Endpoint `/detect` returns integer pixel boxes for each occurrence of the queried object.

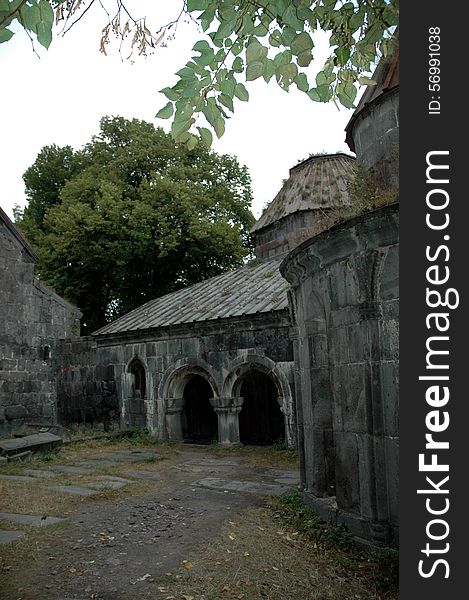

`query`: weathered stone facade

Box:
[281,204,399,546]
[56,312,296,446]
[0,208,81,434]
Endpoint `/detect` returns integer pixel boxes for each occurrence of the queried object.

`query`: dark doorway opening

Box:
[182,375,218,444]
[128,359,146,429]
[239,370,285,445]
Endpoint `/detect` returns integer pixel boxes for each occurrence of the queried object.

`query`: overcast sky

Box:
[0,2,355,220]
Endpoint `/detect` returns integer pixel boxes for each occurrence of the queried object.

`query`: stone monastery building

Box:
[1,49,399,546]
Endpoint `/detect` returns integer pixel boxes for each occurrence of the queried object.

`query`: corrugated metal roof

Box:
[251,153,355,233]
[93,257,289,336]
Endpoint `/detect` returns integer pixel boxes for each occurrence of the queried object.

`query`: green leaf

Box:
[246,61,265,81]
[234,83,249,102]
[193,39,212,52]
[232,56,244,73]
[307,88,321,102]
[269,30,282,47]
[246,40,268,64]
[160,87,180,101]
[281,5,304,31]
[171,115,195,141]
[187,134,198,151]
[213,116,225,138]
[203,97,221,126]
[36,22,52,49]
[187,0,211,11]
[281,26,297,47]
[358,76,377,86]
[297,51,313,68]
[337,80,357,109]
[335,46,350,65]
[291,31,313,55]
[156,102,174,119]
[219,94,234,112]
[0,27,13,43]
[220,75,236,98]
[197,126,213,147]
[294,72,309,92]
[263,58,276,83]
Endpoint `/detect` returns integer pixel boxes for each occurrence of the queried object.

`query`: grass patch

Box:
[275,490,398,597]
[153,501,397,600]
[209,443,298,469]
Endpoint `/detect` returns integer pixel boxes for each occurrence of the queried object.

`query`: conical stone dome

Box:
[251,153,355,259]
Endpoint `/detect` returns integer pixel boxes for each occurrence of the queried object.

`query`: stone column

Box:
[210,397,244,447]
[164,397,184,441]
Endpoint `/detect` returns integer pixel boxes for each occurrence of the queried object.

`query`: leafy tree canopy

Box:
[1,1,398,144]
[16,116,255,333]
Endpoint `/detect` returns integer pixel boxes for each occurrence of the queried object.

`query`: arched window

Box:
[129,359,146,399]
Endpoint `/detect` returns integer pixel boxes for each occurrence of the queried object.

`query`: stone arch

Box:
[160,359,220,443]
[159,358,220,400]
[222,354,290,401]
[222,355,293,446]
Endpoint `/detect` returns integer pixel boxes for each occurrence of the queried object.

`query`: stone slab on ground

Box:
[0,433,62,456]
[24,469,58,479]
[185,458,241,466]
[96,475,135,483]
[122,470,161,481]
[49,465,94,475]
[87,480,129,490]
[0,474,37,482]
[45,485,98,497]
[0,512,66,526]
[0,529,25,544]
[194,477,290,496]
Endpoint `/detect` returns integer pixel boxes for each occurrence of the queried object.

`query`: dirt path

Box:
[0,445,299,600]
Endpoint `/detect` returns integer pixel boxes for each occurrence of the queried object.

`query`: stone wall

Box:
[281,204,399,546]
[0,216,81,434]
[56,313,297,446]
[349,88,399,188]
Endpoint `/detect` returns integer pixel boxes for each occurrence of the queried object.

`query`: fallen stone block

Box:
[0,433,62,456]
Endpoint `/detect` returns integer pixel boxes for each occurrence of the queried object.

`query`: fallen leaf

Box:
[183,562,193,569]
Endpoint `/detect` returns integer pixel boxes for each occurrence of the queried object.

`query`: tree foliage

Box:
[16,116,254,333]
[2,1,398,143]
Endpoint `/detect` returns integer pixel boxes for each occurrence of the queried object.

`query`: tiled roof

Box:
[93,257,289,336]
[251,153,355,233]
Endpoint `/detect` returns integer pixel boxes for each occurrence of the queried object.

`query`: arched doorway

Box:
[181,374,218,444]
[239,370,285,445]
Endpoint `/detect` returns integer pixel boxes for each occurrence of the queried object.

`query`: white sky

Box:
[0,2,355,220]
